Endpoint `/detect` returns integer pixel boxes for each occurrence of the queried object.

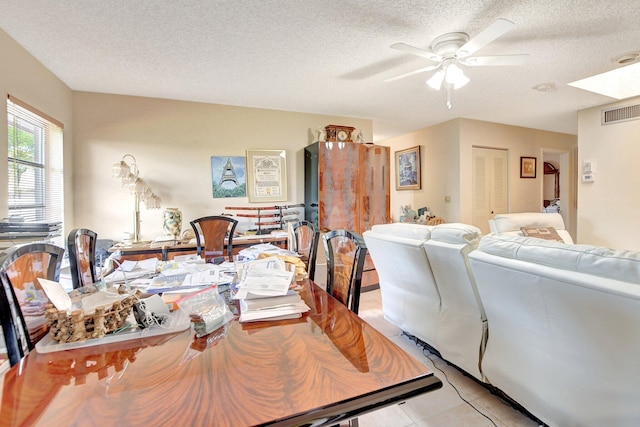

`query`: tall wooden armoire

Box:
[304,141,390,234]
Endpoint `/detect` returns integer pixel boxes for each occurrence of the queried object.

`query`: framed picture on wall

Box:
[520,156,537,178]
[395,146,422,190]
[211,156,246,198]
[246,149,287,202]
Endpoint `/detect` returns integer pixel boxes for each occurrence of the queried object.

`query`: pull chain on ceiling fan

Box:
[385,18,529,108]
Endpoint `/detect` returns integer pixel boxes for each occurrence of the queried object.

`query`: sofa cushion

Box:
[478,233,640,285]
[370,223,432,240]
[431,223,481,245]
[491,212,566,232]
[489,212,573,243]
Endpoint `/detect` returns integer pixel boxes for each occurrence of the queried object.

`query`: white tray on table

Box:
[35,311,191,354]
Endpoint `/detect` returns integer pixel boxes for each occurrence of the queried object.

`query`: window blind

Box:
[7,95,64,226]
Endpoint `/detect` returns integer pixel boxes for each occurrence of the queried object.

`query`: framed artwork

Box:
[395,146,422,190]
[211,156,246,198]
[246,149,287,202]
[520,156,537,178]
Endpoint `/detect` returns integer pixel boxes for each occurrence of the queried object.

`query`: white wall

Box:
[381,120,459,222]
[73,92,373,241]
[577,96,640,250]
[380,118,577,236]
[459,119,576,235]
[0,28,74,228]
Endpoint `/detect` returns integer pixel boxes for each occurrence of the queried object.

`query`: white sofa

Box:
[364,223,487,381]
[489,212,573,243]
[363,223,440,348]
[469,233,640,427]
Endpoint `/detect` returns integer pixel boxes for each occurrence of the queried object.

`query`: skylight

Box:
[568,62,640,99]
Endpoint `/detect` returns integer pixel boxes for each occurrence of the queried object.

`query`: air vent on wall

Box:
[601,104,640,125]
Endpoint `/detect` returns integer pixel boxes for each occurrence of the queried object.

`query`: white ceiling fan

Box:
[385,18,528,105]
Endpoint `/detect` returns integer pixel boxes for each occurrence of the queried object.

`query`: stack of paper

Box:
[234,258,309,322]
[104,258,158,284]
[238,290,308,322]
[145,263,235,294]
[236,243,299,261]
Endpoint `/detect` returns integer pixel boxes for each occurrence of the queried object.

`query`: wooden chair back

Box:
[67,228,98,289]
[190,216,238,263]
[0,242,65,366]
[322,229,367,314]
[291,220,320,281]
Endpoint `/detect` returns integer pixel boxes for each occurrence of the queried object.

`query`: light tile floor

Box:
[347,289,543,427]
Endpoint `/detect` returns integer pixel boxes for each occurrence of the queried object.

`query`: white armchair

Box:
[424,223,487,381]
[363,223,440,348]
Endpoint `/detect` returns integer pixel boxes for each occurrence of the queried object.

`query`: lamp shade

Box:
[145,194,162,209]
[112,160,130,178]
[445,63,470,89]
[120,172,136,186]
[427,69,445,90]
[130,178,147,195]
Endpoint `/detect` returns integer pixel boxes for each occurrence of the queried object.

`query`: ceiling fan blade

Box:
[456,18,515,58]
[390,43,442,63]
[384,65,440,82]
[460,54,529,66]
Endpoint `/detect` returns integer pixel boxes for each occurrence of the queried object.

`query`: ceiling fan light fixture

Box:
[445,63,470,89]
[426,69,445,90]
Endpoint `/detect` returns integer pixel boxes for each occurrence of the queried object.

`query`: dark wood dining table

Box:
[0,280,442,426]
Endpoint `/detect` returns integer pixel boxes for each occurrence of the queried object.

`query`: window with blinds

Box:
[7,95,64,225]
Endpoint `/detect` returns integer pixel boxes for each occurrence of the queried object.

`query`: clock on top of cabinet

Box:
[324,125,355,142]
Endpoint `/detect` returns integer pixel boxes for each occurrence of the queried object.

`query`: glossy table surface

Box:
[1,280,441,426]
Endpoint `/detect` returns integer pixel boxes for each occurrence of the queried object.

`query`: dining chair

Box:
[0,242,65,366]
[190,216,238,263]
[67,228,98,289]
[322,229,368,315]
[291,220,320,281]
[323,230,366,427]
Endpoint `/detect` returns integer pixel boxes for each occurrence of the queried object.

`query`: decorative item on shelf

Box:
[416,206,432,224]
[399,205,418,223]
[225,203,303,235]
[427,217,446,226]
[324,125,355,149]
[112,154,162,242]
[162,208,182,239]
[317,125,326,142]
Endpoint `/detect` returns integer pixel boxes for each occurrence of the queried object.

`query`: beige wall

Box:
[380,118,577,237]
[577,96,640,251]
[73,92,373,241]
[0,28,74,226]
[381,120,460,222]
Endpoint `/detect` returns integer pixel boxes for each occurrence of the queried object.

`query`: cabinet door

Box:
[360,145,390,232]
[318,143,360,232]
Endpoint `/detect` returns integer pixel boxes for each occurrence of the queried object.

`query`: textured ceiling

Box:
[1,0,639,141]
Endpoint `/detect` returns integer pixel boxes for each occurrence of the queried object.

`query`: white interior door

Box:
[472,147,508,234]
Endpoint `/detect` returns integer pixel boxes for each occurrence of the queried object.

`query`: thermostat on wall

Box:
[582,159,596,182]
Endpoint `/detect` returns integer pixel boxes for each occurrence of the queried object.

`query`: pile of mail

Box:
[233,257,309,322]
